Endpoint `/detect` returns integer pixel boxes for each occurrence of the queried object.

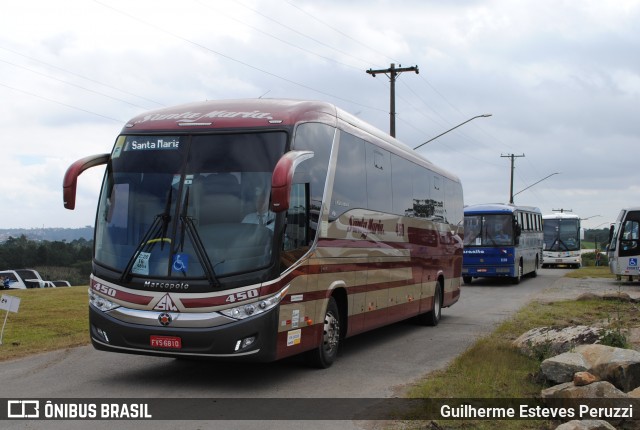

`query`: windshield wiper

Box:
[120,187,173,282]
[177,187,221,287]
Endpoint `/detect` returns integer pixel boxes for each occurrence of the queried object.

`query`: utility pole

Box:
[366,63,419,137]
[501,153,525,204]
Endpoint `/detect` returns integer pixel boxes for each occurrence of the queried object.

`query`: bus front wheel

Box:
[305,297,341,369]
[512,262,523,285]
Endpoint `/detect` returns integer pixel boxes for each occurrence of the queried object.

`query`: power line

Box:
[283,0,397,67]
[92,0,386,113]
[192,0,365,71]
[0,82,124,123]
[0,45,165,107]
[0,58,152,110]
[233,0,375,68]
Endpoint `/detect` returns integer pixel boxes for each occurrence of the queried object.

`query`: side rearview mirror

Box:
[270,150,313,213]
[63,153,110,210]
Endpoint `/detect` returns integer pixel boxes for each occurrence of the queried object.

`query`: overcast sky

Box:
[1,0,638,231]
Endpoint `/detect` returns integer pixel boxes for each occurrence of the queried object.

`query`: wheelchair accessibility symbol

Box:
[172,253,189,272]
[630,258,638,267]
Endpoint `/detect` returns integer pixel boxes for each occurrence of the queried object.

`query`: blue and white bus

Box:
[462,203,543,284]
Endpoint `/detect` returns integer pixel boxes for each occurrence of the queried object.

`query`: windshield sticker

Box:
[125,137,180,152]
[172,254,189,273]
[112,136,126,159]
[131,252,151,275]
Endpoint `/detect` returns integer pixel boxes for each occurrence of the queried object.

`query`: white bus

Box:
[542,212,582,268]
[608,207,640,281]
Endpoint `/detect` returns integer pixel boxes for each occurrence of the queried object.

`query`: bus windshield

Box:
[94,132,287,283]
[464,214,513,246]
[543,219,580,251]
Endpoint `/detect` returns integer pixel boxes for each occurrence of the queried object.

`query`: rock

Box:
[576,344,640,392]
[541,352,589,384]
[555,420,616,430]
[514,326,603,359]
[574,371,600,386]
[627,387,640,398]
[541,380,627,400]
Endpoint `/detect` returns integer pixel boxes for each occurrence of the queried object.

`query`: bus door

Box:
[610,210,640,279]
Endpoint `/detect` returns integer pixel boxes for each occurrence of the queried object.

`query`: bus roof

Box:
[120,98,460,184]
[464,203,541,215]
[543,212,581,220]
[123,99,339,131]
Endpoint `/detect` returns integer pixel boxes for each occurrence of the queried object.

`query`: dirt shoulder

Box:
[538,276,640,302]
[537,275,640,349]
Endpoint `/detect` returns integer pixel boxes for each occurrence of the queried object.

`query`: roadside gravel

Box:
[538,276,640,302]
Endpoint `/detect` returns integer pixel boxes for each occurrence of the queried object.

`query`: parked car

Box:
[0,270,28,289]
[0,269,58,289]
[51,280,71,287]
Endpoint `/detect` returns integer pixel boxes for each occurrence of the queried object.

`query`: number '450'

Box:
[226,289,259,303]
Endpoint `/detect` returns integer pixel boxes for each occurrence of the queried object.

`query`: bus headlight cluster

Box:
[89,289,120,312]
[220,285,289,320]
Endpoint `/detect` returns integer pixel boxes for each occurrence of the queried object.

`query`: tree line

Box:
[0,235,92,285]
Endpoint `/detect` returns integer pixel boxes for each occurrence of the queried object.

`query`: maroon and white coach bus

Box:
[63,99,463,368]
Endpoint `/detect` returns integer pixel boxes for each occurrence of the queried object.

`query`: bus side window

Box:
[621,220,640,252]
[513,218,522,244]
[281,183,310,270]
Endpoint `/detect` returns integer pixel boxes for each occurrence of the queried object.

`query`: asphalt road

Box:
[1,268,576,430]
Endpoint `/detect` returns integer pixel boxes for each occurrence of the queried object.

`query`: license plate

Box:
[150,335,182,349]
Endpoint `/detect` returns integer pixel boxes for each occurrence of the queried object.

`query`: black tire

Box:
[417,282,442,326]
[530,257,538,278]
[462,276,472,285]
[305,297,341,368]
[512,262,522,284]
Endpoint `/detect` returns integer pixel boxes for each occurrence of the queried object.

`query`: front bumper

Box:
[89,304,280,361]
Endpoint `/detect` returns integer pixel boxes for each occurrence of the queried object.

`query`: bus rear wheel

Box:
[417,282,442,326]
[305,297,341,368]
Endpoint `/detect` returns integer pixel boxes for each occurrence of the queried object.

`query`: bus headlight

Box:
[220,285,289,320]
[89,289,120,312]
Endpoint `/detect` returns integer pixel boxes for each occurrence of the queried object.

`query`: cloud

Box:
[0,0,638,229]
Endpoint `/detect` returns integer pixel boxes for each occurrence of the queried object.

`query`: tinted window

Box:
[330,132,366,220]
[412,167,431,218]
[391,155,414,216]
[292,123,333,210]
[365,143,392,214]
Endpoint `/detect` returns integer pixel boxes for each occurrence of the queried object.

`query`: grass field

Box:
[0,286,89,362]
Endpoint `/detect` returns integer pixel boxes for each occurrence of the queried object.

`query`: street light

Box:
[413,114,492,150]
[581,215,601,221]
[511,172,559,203]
